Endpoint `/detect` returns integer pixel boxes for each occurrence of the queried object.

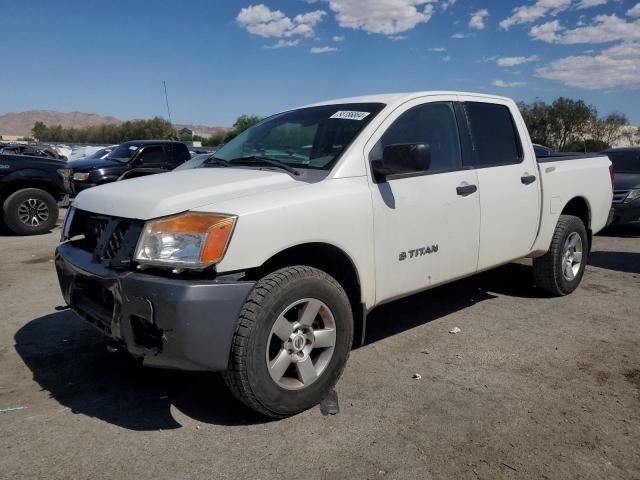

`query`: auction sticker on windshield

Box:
[330,111,371,121]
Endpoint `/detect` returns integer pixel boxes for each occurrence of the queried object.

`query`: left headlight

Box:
[624,189,640,203]
[135,212,237,268]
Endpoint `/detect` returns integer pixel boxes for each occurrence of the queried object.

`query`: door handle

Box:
[456,184,477,196]
[521,174,536,185]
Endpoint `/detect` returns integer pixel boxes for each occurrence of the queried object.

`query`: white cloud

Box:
[500,0,571,30]
[530,14,640,44]
[236,4,326,38]
[266,39,301,48]
[327,0,436,35]
[576,0,608,9]
[310,46,338,53]
[388,35,408,40]
[627,2,640,17]
[451,33,466,38]
[429,47,447,51]
[469,9,489,30]
[496,55,540,67]
[529,19,563,41]
[441,0,457,11]
[443,55,451,61]
[536,41,640,89]
[492,79,527,87]
[332,35,345,42]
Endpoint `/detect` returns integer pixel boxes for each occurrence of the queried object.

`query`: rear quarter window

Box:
[169,143,191,166]
[464,102,523,167]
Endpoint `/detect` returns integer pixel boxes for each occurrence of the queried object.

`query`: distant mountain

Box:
[0,110,230,138]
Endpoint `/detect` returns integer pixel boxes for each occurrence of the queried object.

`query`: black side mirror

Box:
[371,143,431,180]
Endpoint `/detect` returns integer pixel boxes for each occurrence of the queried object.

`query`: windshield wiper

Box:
[229,156,300,176]
[202,156,230,167]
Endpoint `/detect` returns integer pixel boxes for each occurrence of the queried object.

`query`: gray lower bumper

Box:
[55,242,255,371]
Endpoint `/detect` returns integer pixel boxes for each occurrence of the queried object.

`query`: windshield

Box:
[212,103,385,170]
[174,153,213,171]
[607,151,640,173]
[106,144,139,163]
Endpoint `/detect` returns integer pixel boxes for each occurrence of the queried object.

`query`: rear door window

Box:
[464,102,523,167]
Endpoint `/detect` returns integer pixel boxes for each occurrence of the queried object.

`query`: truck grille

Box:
[612,190,630,204]
[68,209,144,267]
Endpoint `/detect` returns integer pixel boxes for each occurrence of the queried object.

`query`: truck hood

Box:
[73,168,300,219]
[614,172,640,190]
[68,157,123,172]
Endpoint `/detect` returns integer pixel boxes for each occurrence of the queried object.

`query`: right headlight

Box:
[624,189,640,203]
[135,212,237,268]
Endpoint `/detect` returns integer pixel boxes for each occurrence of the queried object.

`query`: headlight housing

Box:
[624,189,640,203]
[135,212,236,268]
[73,172,90,181]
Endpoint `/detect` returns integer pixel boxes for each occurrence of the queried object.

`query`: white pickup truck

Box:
[56,92,614,417]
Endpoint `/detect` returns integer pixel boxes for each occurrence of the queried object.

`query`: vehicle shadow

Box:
[363,262,541,345]
[588,251,640,275]
[14,263,545,430]
[14,311,270,430]
[598,223,640,238]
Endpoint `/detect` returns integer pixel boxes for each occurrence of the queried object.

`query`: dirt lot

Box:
[1,214,639,480]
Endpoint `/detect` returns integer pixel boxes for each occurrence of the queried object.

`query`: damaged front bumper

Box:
[55,241,255,371]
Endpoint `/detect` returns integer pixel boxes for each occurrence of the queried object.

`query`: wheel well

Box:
[0,180,59,204]
[562,197,590,229]
[561,196,592,250]
[246,243,364,346]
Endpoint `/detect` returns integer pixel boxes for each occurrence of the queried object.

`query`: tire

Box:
[533,214,588,296]
[223,266,354,418]
[2,188,59,235]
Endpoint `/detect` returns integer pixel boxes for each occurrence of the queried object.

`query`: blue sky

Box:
[2,0,640,125]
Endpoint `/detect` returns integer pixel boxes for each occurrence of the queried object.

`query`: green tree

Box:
[225,114,262,142]
[32,121,47,140]
[551,97,597,151]
[518,100,555,147]
[30,117,175,143]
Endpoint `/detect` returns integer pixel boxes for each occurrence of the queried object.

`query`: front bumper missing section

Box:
[55,241,255,371]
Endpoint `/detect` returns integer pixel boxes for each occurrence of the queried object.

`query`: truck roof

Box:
[301,91,513,109]
[120,140,184,146]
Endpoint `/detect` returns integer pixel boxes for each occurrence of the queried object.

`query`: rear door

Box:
[367,96,481,303]
[458,96,541,270]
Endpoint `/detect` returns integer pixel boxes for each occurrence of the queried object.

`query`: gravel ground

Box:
[0,214,639,480]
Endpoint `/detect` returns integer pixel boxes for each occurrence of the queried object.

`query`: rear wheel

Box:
[223,266,353,418]
[533,214,588,296]
[2,188,59,235]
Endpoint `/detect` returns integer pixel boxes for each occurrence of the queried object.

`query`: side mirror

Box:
[371,143,431,180]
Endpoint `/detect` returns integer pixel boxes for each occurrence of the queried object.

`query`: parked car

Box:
[0,144,66,160]
[602,147,640,224]
[55,92,613,417]
[116,152,216,181]
[533,143,554,157]
[0,152,70,235]
[173,152,216,171]
[69,140,190,194]
[68,145,117,162]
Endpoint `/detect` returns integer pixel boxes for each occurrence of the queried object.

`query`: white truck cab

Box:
[57,92,614,417]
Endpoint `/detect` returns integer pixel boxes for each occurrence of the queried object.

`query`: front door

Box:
[366,97,481,304]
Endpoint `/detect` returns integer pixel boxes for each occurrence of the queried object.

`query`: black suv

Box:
[0,153,70,235]
[70,140,190,194]
[603,147,640,225]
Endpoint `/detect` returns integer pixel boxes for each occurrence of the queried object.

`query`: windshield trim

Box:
[212,102,386,173]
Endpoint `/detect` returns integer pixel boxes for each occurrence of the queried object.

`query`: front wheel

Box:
[533,214,588,296]
[2,188,59,235]
[223,266,353,418]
